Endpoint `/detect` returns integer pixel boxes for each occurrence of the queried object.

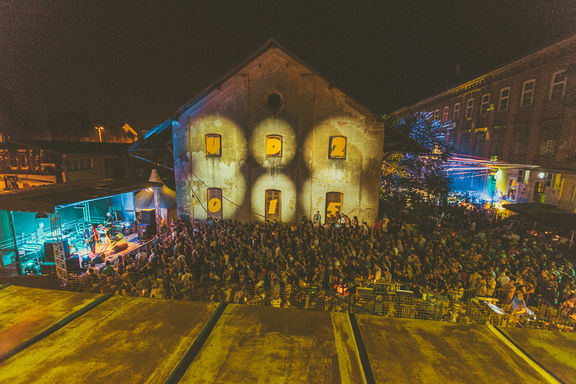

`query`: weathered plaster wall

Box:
[174,47,385,223]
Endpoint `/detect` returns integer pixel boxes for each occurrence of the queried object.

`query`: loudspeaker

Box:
[44,240,70,262]
[44,242,55,262]
[40,262,56,275]
[141,209,156,236]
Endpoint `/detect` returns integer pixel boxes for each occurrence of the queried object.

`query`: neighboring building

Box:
[395,34,576,212]
[0,140,147,191]
[137,39,387,224]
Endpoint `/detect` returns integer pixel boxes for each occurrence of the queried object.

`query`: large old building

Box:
[139,39,387,223]
[395,34,576,212]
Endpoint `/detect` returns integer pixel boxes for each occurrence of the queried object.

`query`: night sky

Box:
[1,0,576,137]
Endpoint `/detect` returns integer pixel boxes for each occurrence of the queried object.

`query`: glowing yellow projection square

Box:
[265,135,283,158]
[205,134,222,157]
[268,199,278,214]
[329,136,346,159]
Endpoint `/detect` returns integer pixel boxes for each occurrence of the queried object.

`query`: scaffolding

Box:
[49,211,68,282]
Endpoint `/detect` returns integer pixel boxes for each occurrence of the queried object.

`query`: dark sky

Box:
[1,0,576,137]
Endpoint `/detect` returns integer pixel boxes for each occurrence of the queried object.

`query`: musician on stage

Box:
[85,224,100,254]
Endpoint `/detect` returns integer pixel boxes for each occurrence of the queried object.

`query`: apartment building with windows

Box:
[395,34,576,212]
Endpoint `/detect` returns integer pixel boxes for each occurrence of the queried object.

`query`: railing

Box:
[61,271,576,332]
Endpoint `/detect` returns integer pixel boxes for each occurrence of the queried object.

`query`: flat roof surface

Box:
[356,316,543,383]
[504,328,576,384]
[0,286,97,361]
[0,295,217,384]
[0,179,152,213]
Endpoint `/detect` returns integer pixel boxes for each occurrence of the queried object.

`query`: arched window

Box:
[325,192,343,222]
[206,188,223,219]
[265,135,283,158]
[205,134,222,157]
[265,189,281,221]
[328,136,346,159]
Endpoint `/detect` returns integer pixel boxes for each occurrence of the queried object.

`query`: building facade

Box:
[395,34,576,212]
[166,40,385,223]
[0,140,145,191]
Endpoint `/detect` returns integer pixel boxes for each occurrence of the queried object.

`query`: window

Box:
[460,132,470,154]
[433,109,440,121]
[507,178,518,201]
[480,94,491,114]
[549,71,567,100]
[474,131,485,156]
[513,130,527,155]
[207,188,223,219]
[329,136,347,159]
[539,128,556,156]
[18,152,28,169]
[465,98,474,119]
[325,192,343,223]
[520,79,535,106]
[205,134,222,157]
[265,189,281,222]
[498,87,510,111]
[453,103,461,121]
[442,106,449,121]
[265,135,283,158]
[492,126,506,156]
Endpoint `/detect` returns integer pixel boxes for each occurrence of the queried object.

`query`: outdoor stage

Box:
[0,179,159,278]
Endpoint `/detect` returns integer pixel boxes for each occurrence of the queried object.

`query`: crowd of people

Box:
[76,203,576,322]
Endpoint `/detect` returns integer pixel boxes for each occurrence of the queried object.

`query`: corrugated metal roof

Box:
[0,179,153,213]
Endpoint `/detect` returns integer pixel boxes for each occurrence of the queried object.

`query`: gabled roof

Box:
[174,37,381,121]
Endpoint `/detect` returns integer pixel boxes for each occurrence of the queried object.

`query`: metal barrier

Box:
[61,270,575,332]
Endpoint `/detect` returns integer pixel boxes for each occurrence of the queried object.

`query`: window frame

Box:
[265,189,282,222]
[265,134,283,158]
[328,135,347,159]
[549,70,567,101]
[442,106,449,121]
[205,133,222,157]
[480,93,491,115]
[498,87,510,111]
[206,187,223,219]
[520,79,536,106]
[325,192,343,223]
[453,102,461,121]
[465,98,474,120]
[433,109,440,121]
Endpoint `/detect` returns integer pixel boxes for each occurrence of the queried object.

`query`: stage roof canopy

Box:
[504,203,576,230]
[0,179,154,213]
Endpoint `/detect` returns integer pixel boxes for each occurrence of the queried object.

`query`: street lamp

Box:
[94,126,104,143]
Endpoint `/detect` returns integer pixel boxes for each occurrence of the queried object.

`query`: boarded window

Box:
[207,188,223,219]
[265,135,283,157]
[205,134,222,157]
[329,136,347,159]
[265,189,281,222]
[325,192,343,222]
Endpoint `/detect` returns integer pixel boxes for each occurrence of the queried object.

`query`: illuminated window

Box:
[498,87,510,111]
[520,79,535,106]
[265,189,281,222]
[507,178,518,201]
[207,188,223,219]
[265,135,283,158]
[329,136,347,159]
[433,109,440,121]
[465,98,474,119]
[325,192,343,223]
[549,71,566,100]
[453,103,461,121]
[480,94,491,114]
[205,134,222,157]
[442,106,449,121]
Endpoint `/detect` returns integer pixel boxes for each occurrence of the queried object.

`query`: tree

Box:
[380,112,453,210]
